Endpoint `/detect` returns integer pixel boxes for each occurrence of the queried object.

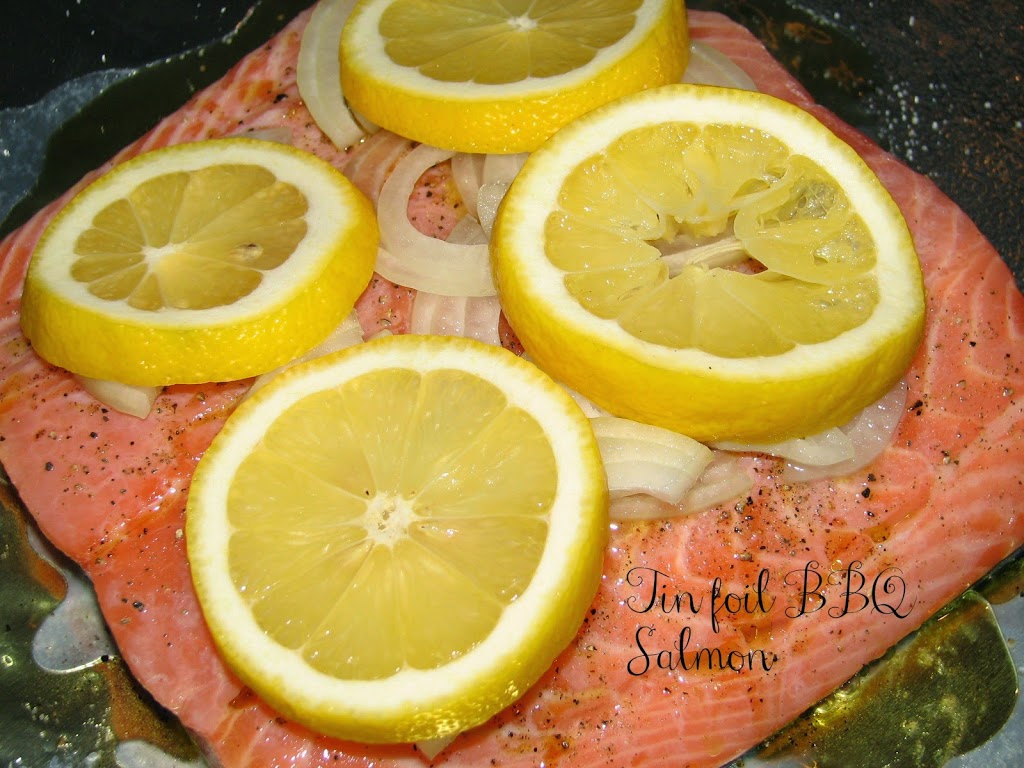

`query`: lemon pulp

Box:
[379,0,643,83]
[187,335,607,743]
[72,164,306,310]
[492,85,926,442]
[551,123,877,357]
[21,138,377,386]
[230,367,556,679]
[340,0,689,153]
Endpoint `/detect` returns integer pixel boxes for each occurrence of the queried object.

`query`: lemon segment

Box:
[340,0,690,153]
[492,84,926,443]
[186,334,607,743]
[21,138,378,387]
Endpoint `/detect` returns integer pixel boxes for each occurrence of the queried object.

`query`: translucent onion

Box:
[246,311,365,396]
[711,381,908,477]
[477,180,511,238]
[344,130,414,204]
[682,40,757,90]
[519,355,608,418]
[445,215,488,245]
[375,145,495,296]
[477,154,528,234]
[450,153,485,218]
[75,376,161,419]
[680,451,755,513]
[567,388,609,418]
[712,427,855,465]
[450,152,526,222]
[482,152,529,184]
[410,292,502,347]
[592,416,714,503]
[296,0,370,151]
[610,451,753,520]
[417,734,457,761]
[537,372,751,518]
[782,381,909,483]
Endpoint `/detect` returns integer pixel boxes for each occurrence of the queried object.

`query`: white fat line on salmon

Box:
[623,562,917,676]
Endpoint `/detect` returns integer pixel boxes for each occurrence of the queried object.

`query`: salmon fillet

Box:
[0,5,1021,767]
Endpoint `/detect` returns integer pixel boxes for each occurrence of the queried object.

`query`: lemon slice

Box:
[185,334,607,743]
[21,138,377,387]
[339,0,689,154]
[492,85,926,443]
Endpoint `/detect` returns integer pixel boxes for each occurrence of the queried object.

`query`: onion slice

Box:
[567,388,608,418]
[682,40,757,90]
[344,130,415,204]
[445,215,489,246]
[476,181,511,238]
[610,451,753,520]
[712,427,855,466]
[376,145,495,296]
[782,381,909,483]
[521,355,609,417]
[476,154,528,236]
[75,376,161,419]
[450,153,485,218]
[680,451,755,514]
[482,152,529,184]
[410,292,502,346]
[73,305,370,417]
[417,734,457,760]
[247,311,365,396]
[711,381,908,477]
[592,416,713,503]
[296,0,369,150]
[450,152,526,222]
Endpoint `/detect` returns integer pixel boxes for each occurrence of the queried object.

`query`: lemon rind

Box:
[342,0,681,98]
[340,0,690,153]
[492,85,926,441]
[21,138,378,386]
[25,139,369,327]
[187,335,607,742]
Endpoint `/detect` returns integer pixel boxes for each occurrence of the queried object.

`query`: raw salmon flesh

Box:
[0,4,1021,767]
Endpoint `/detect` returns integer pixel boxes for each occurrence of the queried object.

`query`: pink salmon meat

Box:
[0,5,1021,767]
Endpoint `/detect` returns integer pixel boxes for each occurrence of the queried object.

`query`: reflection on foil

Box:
[116,740,205,768]
[1,1,1022,766]
[0,69,132,225]
[0,474,203,768]
[29,526,117,673]
[729,555,1023,768]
